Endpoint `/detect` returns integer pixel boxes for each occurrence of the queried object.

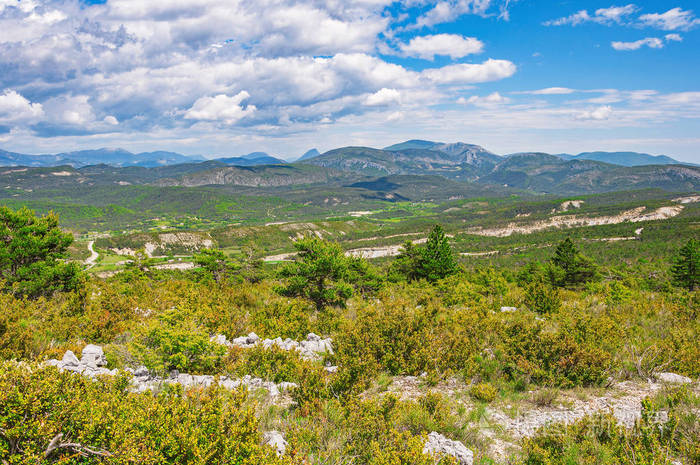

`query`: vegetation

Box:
[0,196,698,464]
[0,206,83,297]
[671,238,699,291]
[550,237,598,287]
[276,237,377,310]
[392,224,458,282]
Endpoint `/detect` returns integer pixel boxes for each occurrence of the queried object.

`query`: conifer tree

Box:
[550,237,597,287]
[419,224,458,282]
[671,238,699,291]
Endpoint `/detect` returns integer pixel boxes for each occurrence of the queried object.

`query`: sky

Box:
[0,0,699,162]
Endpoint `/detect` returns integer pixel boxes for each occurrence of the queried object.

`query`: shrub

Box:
[524,279,561,314]
[0,361,288,464]
[470,382,498,403]
[133,306,226,374]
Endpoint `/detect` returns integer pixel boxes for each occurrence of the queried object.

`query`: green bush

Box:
[524,279,561,314]
[132,307,226,374]
[470,382,498,403]
[0,362,289,464]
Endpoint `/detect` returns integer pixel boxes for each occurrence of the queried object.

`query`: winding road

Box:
[85,241,99,268]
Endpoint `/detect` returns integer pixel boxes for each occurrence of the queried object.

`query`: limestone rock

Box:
[656,372,692,384]
[212,332,333,361]
[423,432,473,465]
[61,350,80,367]
[263,430,287,456]
[81,344,107,366]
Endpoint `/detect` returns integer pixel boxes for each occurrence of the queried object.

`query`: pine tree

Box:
[0,206,83,297]
[276,238,374,310]
[671,238,699,291]
[419,224,458,282]
[550,237,597,287]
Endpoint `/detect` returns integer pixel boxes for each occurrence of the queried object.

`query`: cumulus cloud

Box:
[638,7,700,31]
[423,59,516,84]
[364,88,401,106]
[399,34,483,60]
[576,105,613,120]
[413,0,493,28]
[185,91,256,124]
[0,0,523,142]
[0,90,44,123]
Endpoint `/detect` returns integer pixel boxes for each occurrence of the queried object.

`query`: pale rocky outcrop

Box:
[423,432,473,465]
[45,346,296,397]
[213,332,334,361]
[263,431,288,456]
[656,372,693,384]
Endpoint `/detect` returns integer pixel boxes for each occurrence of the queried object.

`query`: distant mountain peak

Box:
[298,148,321,161]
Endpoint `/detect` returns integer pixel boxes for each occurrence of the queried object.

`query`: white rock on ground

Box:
[213,332,334,361]
[45,346,296,397]
[423,432,473,465]
[656,372,693,384]
[81,344,107,366]
[500,306,517,312]
[263,431,288,456]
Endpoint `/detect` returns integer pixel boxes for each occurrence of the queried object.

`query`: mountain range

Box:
[0,140,698,196]
[0,141,692,169]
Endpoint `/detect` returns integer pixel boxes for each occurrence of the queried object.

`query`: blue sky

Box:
[0,0,699,162]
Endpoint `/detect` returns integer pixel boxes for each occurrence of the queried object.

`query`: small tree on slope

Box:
[0,206,83,297]
[550,237,597,287]
[671,238,699,291]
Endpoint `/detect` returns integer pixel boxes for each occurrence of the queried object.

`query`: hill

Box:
[482,152,700,193]
[0,148,205,167]
[301,142,501,179]
[214,153,287,166]
[554,151,687,166]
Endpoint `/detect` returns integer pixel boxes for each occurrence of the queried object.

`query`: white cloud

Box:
[104,115,119,125]
[638,7,700,31]
[544,4,637,26]
[399,34,483,60]
[525,87,577,95]
[423,59,516,84]
[594,5,639,23]
[0,89,44,123]
[576,105,613,120]
[457,92,510,106]
[611,33,683,51]
[413,0,493,28]
[611,37,664,50]
[364,88,401,106]
[185,91,256,124]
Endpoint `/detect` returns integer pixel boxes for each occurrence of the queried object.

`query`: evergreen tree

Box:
[419,224,458,282]
[194,248,237,283]
[671,238,699,291]
[390,225,458,283]
[0,206,83,297]
[550,237,597,287]
[277,238,372,310]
